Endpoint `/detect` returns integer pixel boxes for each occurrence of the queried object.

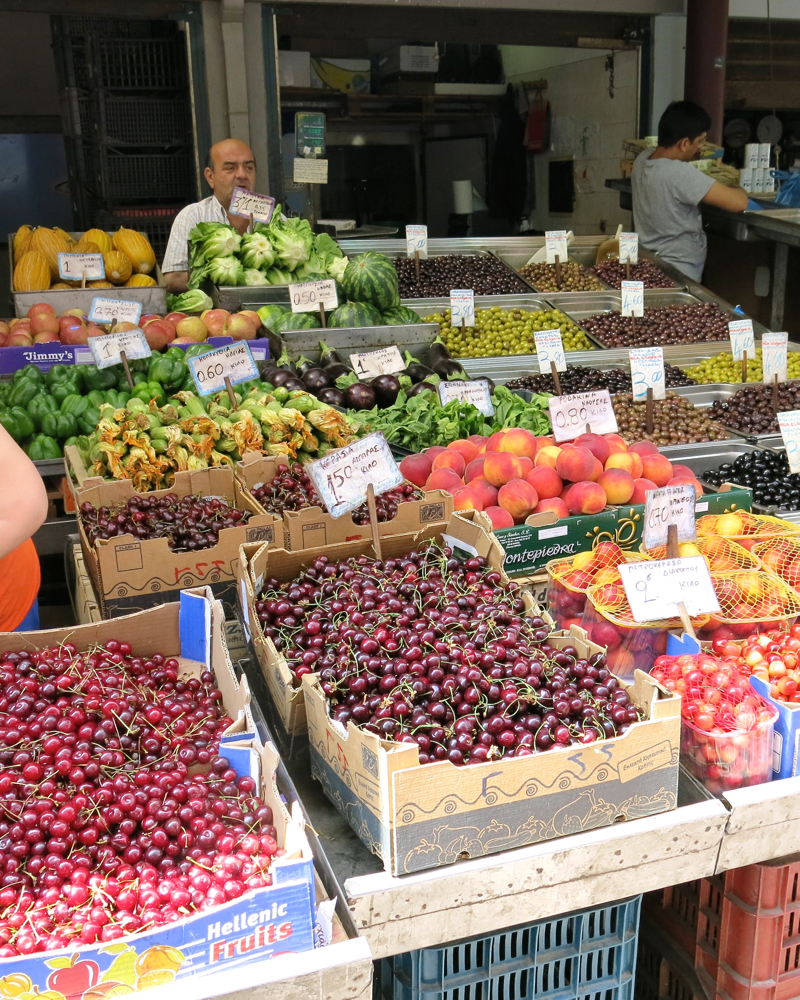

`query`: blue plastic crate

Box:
[383,896,641,1000]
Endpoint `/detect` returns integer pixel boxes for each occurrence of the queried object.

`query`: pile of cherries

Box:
[255,542,642,764]
[0,640,279,956]
[79,494,251,552]
[251,463,422,525]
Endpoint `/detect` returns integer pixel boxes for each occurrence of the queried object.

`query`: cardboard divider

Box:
[236,452,454,550]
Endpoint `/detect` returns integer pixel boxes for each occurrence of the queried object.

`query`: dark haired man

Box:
[162,138,257,293]
[632,101,748,281]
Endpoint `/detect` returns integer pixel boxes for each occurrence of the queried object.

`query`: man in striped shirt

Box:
[162,138,257,293]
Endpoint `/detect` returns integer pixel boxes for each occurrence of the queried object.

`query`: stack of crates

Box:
[51,15,196,261]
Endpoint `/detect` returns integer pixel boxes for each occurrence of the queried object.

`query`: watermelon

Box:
[381,306,422,325]
[272,311,322,333]
[341,253,400,311]
[257,304,289,330]
[328,302,383,328]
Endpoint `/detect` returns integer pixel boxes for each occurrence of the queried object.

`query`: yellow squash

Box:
[104,251,133,285]
[29,227,70,279]
[82,228,112,254]
[13,251,51,292]
[112,227,156,274]
[124,274,157,287]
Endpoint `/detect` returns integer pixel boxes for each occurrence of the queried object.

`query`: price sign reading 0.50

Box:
[548,390,618,442]
[289,279,338,314]
[306,432,403,518]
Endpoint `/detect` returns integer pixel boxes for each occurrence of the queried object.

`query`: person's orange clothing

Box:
[0,539,40,631]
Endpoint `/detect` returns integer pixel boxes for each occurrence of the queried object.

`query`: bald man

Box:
[162,138,258,293]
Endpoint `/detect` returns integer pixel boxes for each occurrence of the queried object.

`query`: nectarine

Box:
[630,478,658,503]
[497,427,538,461]
[574,432,610,465]
[534,497,569,518]
[597,468,635,505]
[556,445,596,484]
[399,453,432,487]
[425,469,464,493]
[452,486,483,511]
[640,452,673,488]
[484,506,515,529]
[564,481,607,515]
[432,450,466,476]
[465,456,487,482]
[534,445,562,469]
[469,478,499,509]
[604,451,643,480]
[484,452,525,487]
[447,439,479,464]
[604,434,629,455]
[498,480,539,523]
[525,465,563,499]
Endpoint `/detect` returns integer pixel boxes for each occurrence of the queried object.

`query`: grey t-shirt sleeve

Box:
[673,162,716,207]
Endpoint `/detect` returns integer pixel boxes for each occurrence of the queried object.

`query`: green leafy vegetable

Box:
[242,268,270,286]
[240,231,276,270]
[166,289,213,313]
[208,256,245,286]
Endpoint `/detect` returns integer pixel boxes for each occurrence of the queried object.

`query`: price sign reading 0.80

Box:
[306,432,403,518]
[548,390,618,442]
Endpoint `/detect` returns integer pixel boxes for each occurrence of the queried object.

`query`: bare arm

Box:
[0,426,48,559]
[701,181,749,213]
[163,271,190,294]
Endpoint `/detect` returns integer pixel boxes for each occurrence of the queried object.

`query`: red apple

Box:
[201,309,230,336]
[143,319,177,351]
[140,313,162,325]
[61,308,86,320]
[33,331,60,343]
[27,302,56,320]
[175,317,208,342]
[239,309,263,333]
[166,312,188,326]
[61,324,90,346]
[7,332,33,347]
[224,314,257,340]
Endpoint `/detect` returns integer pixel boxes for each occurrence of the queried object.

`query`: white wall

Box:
[651,14,686,133]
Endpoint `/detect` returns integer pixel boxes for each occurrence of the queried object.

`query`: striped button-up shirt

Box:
[161,195,230,273]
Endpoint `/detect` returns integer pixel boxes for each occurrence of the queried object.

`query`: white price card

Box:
[293,158,328,184]
[619,557,720,623]
[728,319,755,362]
[534,328,566,374]
[545,230,568,264]
[289,279,338,313]
[621,280,645,318]
[189,341,259,397]
[406,225,428,259]
[618,232,639,265]
[763,331,788,384]
[437,379,495,417]
[306,432,404,519]
[88,298,142,326]
[58,252,105,281]
[349,346,405,380]
[630,346,665,401]
[643,483,697,551]
[450,289,475,328]
[89,329,152,370]
[548,390,618,443]
[777,410,800,473]
[228,187,276,224]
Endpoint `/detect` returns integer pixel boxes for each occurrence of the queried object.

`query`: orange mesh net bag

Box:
[642,535,761,571]
[752,536,800,590]
[695,511,800,552]
[696,569,800,642]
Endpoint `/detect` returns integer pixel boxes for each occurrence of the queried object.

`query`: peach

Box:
[517,456,533,475]
[452,486,483,511]
[668,476,704,496]
[425,446,448,461]
[497,427,538,461]
[484,506,515,530]
[556,445,596,484]
[468,434,488,448]
[465,456,487,482]
[425,469,464,493]
[534,445,562,469]
[525,466,563,499]
[27,302,56,320]
[399,453,433,488]
[564,481,607,515]
[498,479,539,523]
[671,464,694,479]
[535,435,555,453]
[589,457,603,482]
[30,313,59,336]
[574,432,610,465]
[469,478,498,509]
[630,478,658,503]
[628,440,659,457]
[484,452,525,487]
[604,451,643,480]
[534,497,569,518]
[485,431,508,453]
[447,439,479,464]
[604,434,629,455]
[597,468,635,505]
[432,450,466,476]
[640,452,674,488]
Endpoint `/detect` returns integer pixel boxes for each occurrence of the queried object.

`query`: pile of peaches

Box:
[398,427,705,528]
[0,304,263,351]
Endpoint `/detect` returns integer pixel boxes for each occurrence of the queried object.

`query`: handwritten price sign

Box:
[548,390,618,442]
[229,188,276,224]
[763,331,788,384]
[643,482,697,551]
[58,253,105,281]
[406,225,428,259]
[618,232,639,265]
[450,289,475,328]
[619,557,720,623]
[778,410,800,473]
[629,346,665,401]
[188,342,258,397]
[306,432,403,518]
[437,379,494,416]
[545,230,568,263]
[621,280,644,318]
[89,329,152,370]
[534,328,566,374]
[88,298,142,326]
[728,319,755,362]
[289,279,338,313]
[350,346,404,379]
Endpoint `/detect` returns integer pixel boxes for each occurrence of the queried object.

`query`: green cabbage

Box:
[166,289,214,313]
[313,232,343,259]
[265,266,292,285]
[208,256,245,286]
[189,222,241,264]
[240,232,276,270]
[242,268,270,286]
[268,217,314,271]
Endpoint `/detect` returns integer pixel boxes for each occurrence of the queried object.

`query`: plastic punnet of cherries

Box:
[255,540,643,765]
[0,640,280,957]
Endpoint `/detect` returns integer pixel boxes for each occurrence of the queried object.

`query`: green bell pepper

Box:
[60,394,90,419]
[132,382,166,407]
[27,394,60,432]
[104,388,130,409]
[50,379,82,406]
[63,435,78,450]
[85,390,106,408]
[26,434,63,460]
[0,406,35,441]
[13,365,44,385]
[184,343,214,359]
[7,380,41,409]
[148,355,188,392]
[46,364,83,390]
[119,371,148,390]
[82,365,118,393]
[77,405,102,436]
[41,410,78,440]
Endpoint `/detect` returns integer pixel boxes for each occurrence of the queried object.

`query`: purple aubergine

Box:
[323,362,351,381]
[269,369,295,388]
[407,381,436,397]
[318,387,346,406]
[281,377,307,392]
[302,368,331,392]
[345,382,377,410]
[370,374,401,407]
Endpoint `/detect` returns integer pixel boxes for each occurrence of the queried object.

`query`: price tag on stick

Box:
[630,346,665,401]
[621,281,644,318]
[406,225,428,259]
[350,346,405,379]
[450,289,475,328]
[289,279,338,314]
[89,298,142,326]
[189,342,259,398]
[437,379,494,416]
[778,410,800,473]
[306,432,404,520]
[619,557,720,623]
[643,483,697,551]
[545,230,568,264]
[534,328,566,374]
[58,253,105,281]
[548,390,618,442]
[89,329,152,370]
[228,188,276,224]
[763,331,788,385]
[619,233,639,265]
[728,319,755,362]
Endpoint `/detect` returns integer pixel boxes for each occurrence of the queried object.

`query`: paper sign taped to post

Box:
[189,341,258,397]
[619,557,720,623]
[763,331,788,384]
[406,225,428,259]
[306,432,403,518]
[643,483,697,551]
[534,328,566,374]
[88,298,142,326]
[630,346,665,401]
[350,346,405,379]
[289,279,338,313]
[450,289,475,328]
[545,230,568,263]
[728,319,755,362]
[58,253,105,281]
[548,390,618,442]
[293,158,328,184]
[229,188,276,224]
[89,329,152,369]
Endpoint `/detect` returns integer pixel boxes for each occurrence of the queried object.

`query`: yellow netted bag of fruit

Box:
[642,535,760,571]
[751,536,800,590]
[709,570,800,623]
[696,511,800,551]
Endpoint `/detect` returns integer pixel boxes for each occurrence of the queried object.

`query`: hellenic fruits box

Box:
[68,457,279,619]
[0,589,318,991]
[236,452,454,550]
[303,619,681,876]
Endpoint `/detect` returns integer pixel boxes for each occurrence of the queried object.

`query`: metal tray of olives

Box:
[407,294,552,314]
[493,248,613,293]
[666,384,796,444]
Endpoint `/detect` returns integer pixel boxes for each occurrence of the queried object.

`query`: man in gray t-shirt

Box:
[632,101,748,282]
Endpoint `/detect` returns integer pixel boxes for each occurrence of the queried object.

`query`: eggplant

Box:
[281,377,307,392]
[303,368,331,392]
[260,365,281,384]
[345,382,377,410]
[276,346,297,373]
[429,335,467,379]
[296,355,317,376]
[318,387,346,407]
[324,362,352,381]
[319,341,347,368]
[407,381,436,397]
[370,374,401,407]
[269,369,295,388]
[403,351,435,384]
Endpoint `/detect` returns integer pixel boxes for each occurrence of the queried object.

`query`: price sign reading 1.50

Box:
[306,432,403,518]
